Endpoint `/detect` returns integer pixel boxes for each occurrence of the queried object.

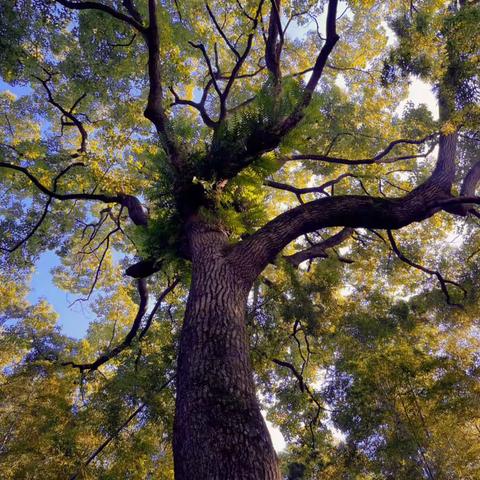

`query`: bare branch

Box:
[0,162,85,253]
[63,274,179,371]
[288,134,437,165]
[230,129,460,283]
[122,0,143,24]
[0,160,148,226]
[189,41,223,100]
[279,0,339,133]
[285,227,353,267]
[272,357,330,448]
[71,226,120,305]
[458,160,480,216]
[143,0,182,167]
[68,376,175,480]
[169,86,218,128]
[386,230,466,307]
[63,278,149,371]
[0,196,52,254]
[206,3,240,58]
[34,71,88,155]
[138,278,180,339]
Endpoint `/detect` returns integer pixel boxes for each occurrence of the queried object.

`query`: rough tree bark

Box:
[173,220,281,480]
[11,2,475,479]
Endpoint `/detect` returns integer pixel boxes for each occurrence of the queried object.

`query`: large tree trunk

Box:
[173,221,280,480]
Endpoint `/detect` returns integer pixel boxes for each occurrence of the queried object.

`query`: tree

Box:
[0,0,479,479]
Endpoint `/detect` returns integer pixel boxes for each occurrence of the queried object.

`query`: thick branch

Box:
[285,227,353,267]
[122,0,143,24]
[143,0,182,168]
[55,0,144,31]
[279,0,339,134]
[231,130,459,281]
[265,0,283,79]
[0,161,148,226]
[458,160,480,215]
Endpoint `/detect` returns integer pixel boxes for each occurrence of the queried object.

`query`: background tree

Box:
[0,0,479,479]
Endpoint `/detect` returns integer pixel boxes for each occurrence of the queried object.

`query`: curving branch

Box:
[122,0,143,24]
[230,129,462,282]
[169,85,217,128]
[71,225,121,305]
[285,227,353,267]
[63,277,179,372]
[34,70,88,155]
[272,357,329,448]
[189,0,265,125]
[279,0,339,134]
[0,196,52,254]
[386,230,466,307]
[458,160,480,216]
[63,278,149,371]
[0,161,148,226]
[54,0,145,31]
[265,0,283,80]
[138,277,180,339]
[0,162,85,253]
[68,375,175,480]
[143,0,182,168]
[206,2,240,59]
[288,134,437,165]
[265,173,360,200]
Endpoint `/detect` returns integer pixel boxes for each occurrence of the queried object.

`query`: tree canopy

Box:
[0,0,479,479]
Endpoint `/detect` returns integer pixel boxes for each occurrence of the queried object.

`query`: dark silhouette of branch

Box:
[122,0,143,24]
[387,230,466,307]
[285,227,353,267]
[272,357,329,449]
[288,134,436,165]
[265,173,360,200]
[71,226,121,305]
[265,0,284,79]
[54,0,145,31]
[279,0,339,134]
[231,131,460,282]
[143,0,182,169]
[68,375,175,480]
[107,33,137,47]
[139,277,180,339]
[0,161,120,202]
[457,160,480,216]
[62,278,149,371]
[0,161,148,226]
[205,3,240,58]
[34,70,88,155]
[169,86,217,128]
[190,0,264,123]
[0,162,85,253]
[63,277,178,371]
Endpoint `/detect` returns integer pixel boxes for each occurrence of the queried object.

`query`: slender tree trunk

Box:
[173,221,280,480]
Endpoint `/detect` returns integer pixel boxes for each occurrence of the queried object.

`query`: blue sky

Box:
[0,28,439,340]
[1,78,93,338]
